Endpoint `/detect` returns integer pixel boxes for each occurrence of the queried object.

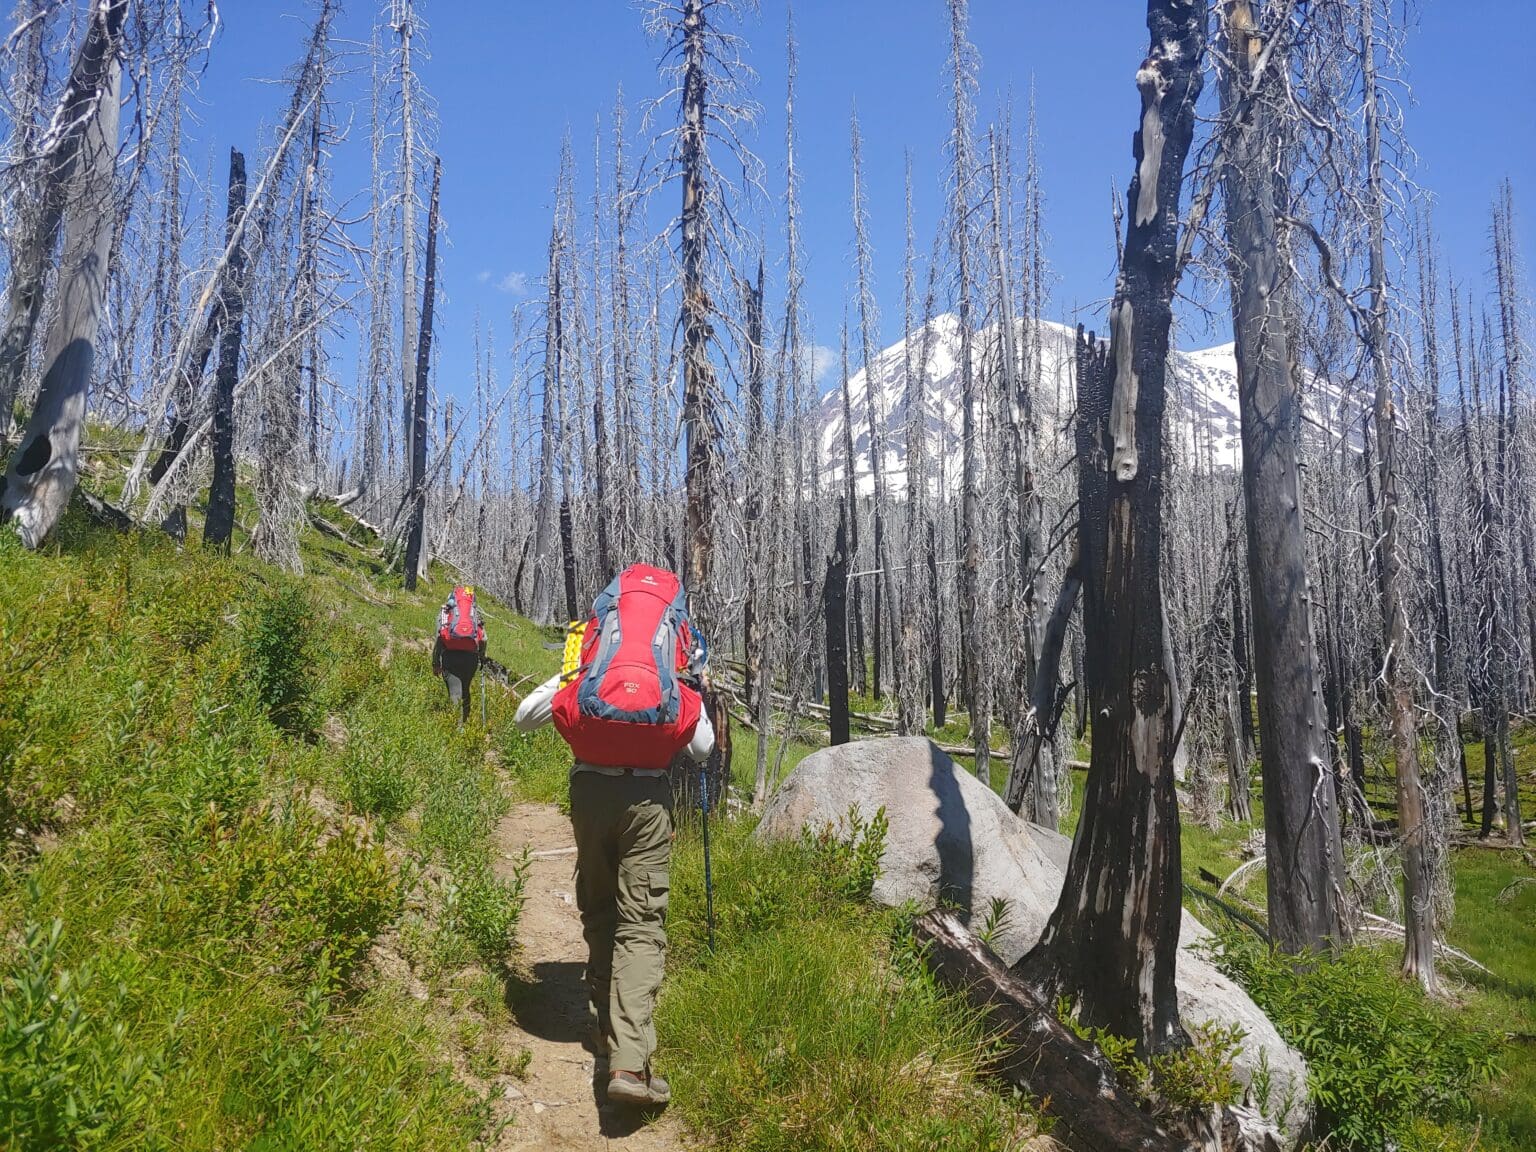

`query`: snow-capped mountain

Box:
[817,314,1350,496]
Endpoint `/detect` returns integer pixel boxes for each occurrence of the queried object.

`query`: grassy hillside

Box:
[0,494,554,1148]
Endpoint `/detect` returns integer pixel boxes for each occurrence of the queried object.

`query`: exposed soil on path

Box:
[489,802,691,1151]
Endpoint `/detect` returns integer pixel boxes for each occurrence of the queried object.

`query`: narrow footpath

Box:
[490,802,688,1151]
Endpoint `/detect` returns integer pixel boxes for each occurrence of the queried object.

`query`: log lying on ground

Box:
[912,909,1181,1152]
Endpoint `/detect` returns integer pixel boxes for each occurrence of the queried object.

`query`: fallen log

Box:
[912,909,1181,1152]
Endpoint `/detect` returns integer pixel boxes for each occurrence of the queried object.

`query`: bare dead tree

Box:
[0,0,127,457]
[400,154,440,589]
[0,0,125,546]
[948,0,990,787]
[202,146,246,552]
[1214,0,1348,953]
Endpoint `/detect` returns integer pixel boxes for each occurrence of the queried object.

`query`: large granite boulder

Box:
[756,736,1310,1139]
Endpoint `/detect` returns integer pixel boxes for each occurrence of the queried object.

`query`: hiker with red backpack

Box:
[514,563,713,1108]
[432,585,487,726]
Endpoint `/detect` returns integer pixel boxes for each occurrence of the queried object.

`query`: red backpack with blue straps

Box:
[439,586,484,652]
[551,564,703,769]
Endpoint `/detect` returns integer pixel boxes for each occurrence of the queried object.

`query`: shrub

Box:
[184,799,398,983]
[241,582,317,733]
[0,917,166,1148]
[799,804,889,901]
[342,741,418,822]
[1207,930,1501,1148]
[449,856,529,967]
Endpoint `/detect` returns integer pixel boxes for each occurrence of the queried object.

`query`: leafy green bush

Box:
[183,799,398,983]
[342,740,418,821]
[0,917,166,1148]
[241,582,317,733]
[448,856,529,966]
[1208,930,1501,1148]
[1055,997,1243,1117]
[1153,1022,1246,1113]
[799,804,889,901]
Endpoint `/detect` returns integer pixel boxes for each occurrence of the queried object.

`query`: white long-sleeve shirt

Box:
[514,672,716,774]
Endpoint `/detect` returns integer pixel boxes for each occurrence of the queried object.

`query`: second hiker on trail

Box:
[433,584,487,726]
[515,563,714,1109]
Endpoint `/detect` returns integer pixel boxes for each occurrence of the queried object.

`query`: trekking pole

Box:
[700,756,715,952]
[480,671,487,727]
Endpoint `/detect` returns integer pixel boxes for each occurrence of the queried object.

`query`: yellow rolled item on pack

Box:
[561,620,587,686]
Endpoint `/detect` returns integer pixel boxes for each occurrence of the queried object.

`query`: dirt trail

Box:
[490,802,689,1151]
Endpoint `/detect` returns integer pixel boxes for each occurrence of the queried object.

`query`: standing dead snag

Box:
[0,0,128,456]
[948,0,990,788]
[825,498,851,747]
[677,0,718,623]
[1215,0,1346,953]
[203,148,250,553]
[1004,542,1082,819]
[1015,0,1204,1058]
[645,0,758,806]
[1,0,125,546]
[401,157,441,591]
[1358,0,1438,989]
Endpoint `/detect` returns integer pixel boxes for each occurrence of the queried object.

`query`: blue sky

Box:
[192,1,1533,418]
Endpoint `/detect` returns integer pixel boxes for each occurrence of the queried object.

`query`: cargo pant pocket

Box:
[642,867,670,919]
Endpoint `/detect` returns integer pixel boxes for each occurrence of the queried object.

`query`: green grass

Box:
[727,729,820,798]
[657,817,1042,1151]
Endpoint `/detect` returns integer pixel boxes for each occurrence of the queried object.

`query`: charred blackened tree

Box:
[678,0,719,620]
[826,497,851,747]
[1215,0,1346,952]
[203,149,249,552]
[401,156,441,590]
[1016,0,1204,1057]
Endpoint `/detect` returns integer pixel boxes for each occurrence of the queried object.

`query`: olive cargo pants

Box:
[569,770,672,1075]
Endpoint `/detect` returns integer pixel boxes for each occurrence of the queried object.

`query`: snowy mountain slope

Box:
[818,315,1349,496]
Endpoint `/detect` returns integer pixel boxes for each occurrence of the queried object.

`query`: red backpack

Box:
[439,587,484,652]
[551,564,702,770]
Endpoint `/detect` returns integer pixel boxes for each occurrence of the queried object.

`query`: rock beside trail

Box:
[756,736,1310,1139]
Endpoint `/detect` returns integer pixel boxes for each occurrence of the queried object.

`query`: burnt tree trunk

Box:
[203,148,249,552]
[1015,0,1204,1057]
[401,157,440,591]
[927,518,946,730]
[742,259,766,710]
[825,497,851,747]
[559,497,578,623]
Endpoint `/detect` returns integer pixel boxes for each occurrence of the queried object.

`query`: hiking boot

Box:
[606,1069,670,1106]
